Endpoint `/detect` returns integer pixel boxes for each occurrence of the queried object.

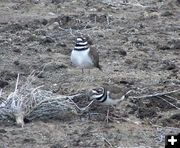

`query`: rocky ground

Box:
[0,0,180,147]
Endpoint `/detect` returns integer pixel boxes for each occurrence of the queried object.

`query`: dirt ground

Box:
[0,0,180,147]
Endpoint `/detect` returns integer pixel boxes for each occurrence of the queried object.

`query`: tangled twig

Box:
[0,73,90,127]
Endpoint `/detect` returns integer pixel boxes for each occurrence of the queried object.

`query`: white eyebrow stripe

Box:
[77,38,83,41]
[76,41,88,45]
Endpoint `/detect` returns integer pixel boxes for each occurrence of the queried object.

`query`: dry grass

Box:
[0,72,87,127]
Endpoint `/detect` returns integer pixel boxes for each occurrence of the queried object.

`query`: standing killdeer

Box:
[89,87,131,122]
[71,37,102,73]
[89,87,127,105]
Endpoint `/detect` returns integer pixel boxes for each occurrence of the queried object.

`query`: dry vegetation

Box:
[0,0,180,147]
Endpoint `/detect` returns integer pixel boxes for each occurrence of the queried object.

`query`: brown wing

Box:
[89,47,102,70]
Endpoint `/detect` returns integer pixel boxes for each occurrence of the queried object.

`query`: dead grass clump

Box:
[0,73,83,127]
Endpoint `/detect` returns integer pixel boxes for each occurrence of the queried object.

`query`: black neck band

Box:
[74,47,89,51]
[95,88,107,103]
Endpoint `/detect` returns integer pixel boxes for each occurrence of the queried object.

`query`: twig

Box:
[36,62,52,77]
[164,95,180,103]
[59,26,75,37]
[69,98,94,112]
[156,96,180,110]
[94,133,113,147]
[83,21,91,29]
[151,124,180,130]
[106,14,110,26]
[31,85,44,94]
[129,89,180,99]
[15,73,20,92]
[0,89,2,98]
[106,0,148,8]
[103,137,113,147]
[69,27,75,37]
[120,90,133,101]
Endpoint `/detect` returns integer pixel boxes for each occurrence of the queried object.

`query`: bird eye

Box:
[96,89,102,93]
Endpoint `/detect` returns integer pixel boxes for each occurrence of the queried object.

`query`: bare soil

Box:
[0,0,180,147]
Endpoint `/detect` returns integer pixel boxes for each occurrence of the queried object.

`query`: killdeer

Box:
[89,87,127,105]
[89,87,130,122]
[71,37,102,73]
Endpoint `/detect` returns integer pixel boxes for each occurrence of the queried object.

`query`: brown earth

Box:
[0,0,180,147]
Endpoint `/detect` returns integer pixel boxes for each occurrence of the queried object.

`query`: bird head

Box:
[88,87,105,101]
[76,37,84,42]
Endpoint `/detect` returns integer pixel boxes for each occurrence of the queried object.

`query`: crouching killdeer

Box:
[89,87,131,122]
[71,37,102,73]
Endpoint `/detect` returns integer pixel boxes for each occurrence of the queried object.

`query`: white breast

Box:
[71,48,93,68]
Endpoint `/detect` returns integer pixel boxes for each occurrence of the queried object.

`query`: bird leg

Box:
[105,106,110,123]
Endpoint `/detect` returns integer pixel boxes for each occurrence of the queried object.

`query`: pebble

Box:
[48,22,59,30]
[0,80,9,88]
[40,36,55,44]
[48,12,56,16]
[13,47,21,53]
[30,0,40,4]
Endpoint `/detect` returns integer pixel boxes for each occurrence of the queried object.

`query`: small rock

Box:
[161,11,173,17]
[162,61,176,70]
[169,39,180,49]
[21,30,31,36]
[119,49,127,56]
[26,34,38,42]
[50,143,63,148]
[45,62,67,71]
[0,129,7,133]
[48,22,59,30]
[14,60,20,65]
[0,80,9,88]
[12,47,21,53]
[56,42,67,47]
[165,63,176,70]
[46,48,52,52]
[48,12,56,16]
[170,113,180,120]
[34,29,46,36]
[41,19,48,25]
[143,11,160,19]
[40,36,55,44]
[0,39,5,43]
[23,138,36,143]
[98,34,104,38]
[26,47,38,52]
[119,80,132,85]
[89,14,109,23]
[158,45,171,50]
[37,73,45,78]
[30,0,40,4]
[113,49,127,56]
[52,0,65,4]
